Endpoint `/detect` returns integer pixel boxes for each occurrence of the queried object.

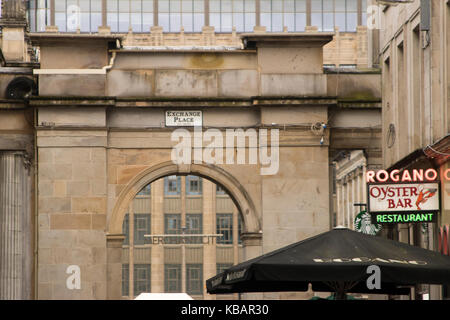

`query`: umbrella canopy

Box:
[206,227,450,297]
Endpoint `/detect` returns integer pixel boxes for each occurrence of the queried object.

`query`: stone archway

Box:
[108,161,261,236]
[106,161,262,299]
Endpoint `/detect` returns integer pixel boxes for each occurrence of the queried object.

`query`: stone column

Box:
[0,152,31,300]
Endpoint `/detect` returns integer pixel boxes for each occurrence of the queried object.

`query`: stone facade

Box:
[0,1,384,300]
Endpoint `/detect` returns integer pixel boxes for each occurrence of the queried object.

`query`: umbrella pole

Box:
[335,282,348,300]
[335,289,347,300]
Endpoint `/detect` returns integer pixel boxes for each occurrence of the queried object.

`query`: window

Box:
[159,0,204,32]
[122,264,151,296]
[210,0,255,33]
[107,0,154,33]
[261,0,306,32]
[165,264,181,292]
[216,184,227,195]
[186,264,203,295]
[186,214,203,244]
[165,213,181,234]
[122,213,151,245]
[53,0,102,33]
[186,175,202,195]
[165,213,181,243]
[28,0,50,32]
[137,184,151,196]
[216,213,233,244]
[335,0,357,32]
[165,175,181,196]
[217,263,232,274]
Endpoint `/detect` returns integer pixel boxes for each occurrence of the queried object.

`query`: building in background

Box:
[121,175,243,299]
[374,0,449,300]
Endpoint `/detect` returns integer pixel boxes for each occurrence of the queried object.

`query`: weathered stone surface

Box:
[155,70,218,97]
[260,74,327,96]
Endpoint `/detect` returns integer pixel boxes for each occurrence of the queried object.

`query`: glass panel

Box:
[335,0,346,11]
[135,214,151,244]
[142,12,154,30]
[216,213,232,244]
[193,13,204,31]
[80,12,90,32]
[323,12,334,31]
[55,12,67,32]
[323,0,333,11]
[131,12,143,32]
[244,0,255,13]
[347,0,358,11]
[186,214,202,243]
[272,0,282,13]
[221,12,232,32]
[118,12,130,32]
[311,13,322,30]
[347,12,357,31]
[295,0,306,11]
[210,12,221,30]
[260,0,271,12]
[210,0,221,12]
[165,176,181,195]
[107,0,118,11]
[285,12,295,31]
[311,0,322,11]
[131,0,142,12]
[170,12,181,31]
[165,264,181,292]
[91,12,102,32]
[134,264,151,296]
[186,264,203,295]
[294,12,306,31]
[335,12,346,31]
[143,0,154,12]
[272,13,282,32]
[91,0,102,12]
[260,13,271,31]
[233,12,244,32]
[107,12,119,32]
[159,0,170,12]
[244,12,255,32]
[122,264,129,296]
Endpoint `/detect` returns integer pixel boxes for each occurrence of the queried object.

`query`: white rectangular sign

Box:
[165,111,202,127]
[368,183,440,213]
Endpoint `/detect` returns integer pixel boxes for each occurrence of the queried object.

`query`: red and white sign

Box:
[368,183,440,213]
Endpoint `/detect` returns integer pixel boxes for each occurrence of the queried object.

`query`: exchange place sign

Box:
[165,110,202,127]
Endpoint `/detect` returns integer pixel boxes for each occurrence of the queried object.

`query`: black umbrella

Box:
[206,227,450,299]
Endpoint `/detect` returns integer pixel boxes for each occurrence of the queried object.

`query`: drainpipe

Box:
[33,105,38,300]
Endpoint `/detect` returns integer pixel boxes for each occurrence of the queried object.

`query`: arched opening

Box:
[106,162,261,300]
[120,175,243,299]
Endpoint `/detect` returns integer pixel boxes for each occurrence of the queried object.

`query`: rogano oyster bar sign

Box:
[366,169,440,224]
